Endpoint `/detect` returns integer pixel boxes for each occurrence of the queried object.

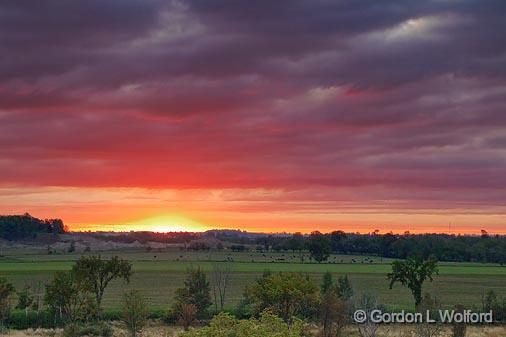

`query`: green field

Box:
[1,248,505,311]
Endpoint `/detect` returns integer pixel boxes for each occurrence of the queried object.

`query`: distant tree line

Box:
[0,214,66,241]
[91,231,199,244]
[94,229,505,264]
[214,230,506,265]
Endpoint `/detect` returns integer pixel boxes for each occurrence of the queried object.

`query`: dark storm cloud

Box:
[0,0,506,211]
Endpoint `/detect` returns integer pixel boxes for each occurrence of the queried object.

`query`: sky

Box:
[1,0,505,234]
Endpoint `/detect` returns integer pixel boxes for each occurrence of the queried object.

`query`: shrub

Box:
[452,304,466,337]
[0,278,15,328]
[6,309,58,329]
[319,285,347,337]
[356,294,380,337]
[44,271,96,323]
[178,303,197,331]
[173,268,212,319]
[63,323,81,337]
[181,311,305,337]
[121,290,148,337]
[62,322,113,337]
[414,293,443,337]
[79,321,113,337]
[244,272,319,321]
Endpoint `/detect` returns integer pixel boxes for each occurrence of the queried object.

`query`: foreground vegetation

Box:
[0,255,504,337]
[0,249,504,310]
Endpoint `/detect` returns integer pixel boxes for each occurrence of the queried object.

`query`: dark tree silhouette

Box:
[387,256,439,307]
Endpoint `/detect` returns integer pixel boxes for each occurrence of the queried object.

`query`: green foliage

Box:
[0,213,65,240]
[245,272,318,321]
[5,310,56,329]
[308,231,331,263]
[482,289,505,321]
[121,290,148,337]
[320,285,347,337]
[181,311,305,337]
[337,276,353,301]
[44,271,96,323]
[72,255,132,317]
[0,278,15,326]
[173,267,212,319]
[388,256,439,307]
[63,322,81,337]
[321,272,333,294]
[16,286,34,312]
[63,322,113,337]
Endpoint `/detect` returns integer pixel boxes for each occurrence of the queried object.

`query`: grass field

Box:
[1,248,505,311]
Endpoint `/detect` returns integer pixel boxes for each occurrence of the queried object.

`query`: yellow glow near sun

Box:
[127,214,207,232]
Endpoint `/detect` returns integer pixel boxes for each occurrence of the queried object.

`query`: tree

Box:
[121,290,148,337]
[330,231,347,253]
[211,263,231,312]
[0,278,15,328]
[174,267,212,319]
[320,284,347,337]
[16,286,34,317]
[245,272,319,321]
[288,233,305,253]
[308,231,331,263]
[337,275,353,301]
[387,256,439,307]
[321,272,334,294]
[72,255,132,318]
[44,271,95,323]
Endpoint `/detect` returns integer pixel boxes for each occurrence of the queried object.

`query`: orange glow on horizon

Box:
[2,186,505,236]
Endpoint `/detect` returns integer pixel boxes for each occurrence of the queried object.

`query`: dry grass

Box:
[1,323,505,337]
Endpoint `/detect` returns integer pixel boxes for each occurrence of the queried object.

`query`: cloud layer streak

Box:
[1,0,505,233]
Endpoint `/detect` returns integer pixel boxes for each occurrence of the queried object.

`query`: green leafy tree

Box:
[44,271,95,323]
[245,272,319,321]
[0,278,15,328]
[173,268,212,319]
[387,256,439,307]
[72,255,132,318]
[121,290,148,337]
[308,231,331,263]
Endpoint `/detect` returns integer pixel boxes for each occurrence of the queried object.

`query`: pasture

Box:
[0,247,505,310]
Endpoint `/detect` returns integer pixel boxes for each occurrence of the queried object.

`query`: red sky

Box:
[1,1,506,234]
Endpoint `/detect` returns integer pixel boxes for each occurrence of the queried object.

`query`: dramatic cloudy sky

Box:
[1,0,505,233]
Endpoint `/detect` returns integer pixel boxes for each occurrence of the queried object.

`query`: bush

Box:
[244,272,319,321]
[173,268,212,319]
[6,310,58,329]
[452,304,466,337]
[79,322,113,337]
[178,303,197,331]
[0,278,15,328]
[181,311,305,337]
[63,323,81,337]
[121,290,148,337]
[63,322,113,337]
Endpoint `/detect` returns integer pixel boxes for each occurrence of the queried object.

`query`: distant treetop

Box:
[0,213,66,241]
